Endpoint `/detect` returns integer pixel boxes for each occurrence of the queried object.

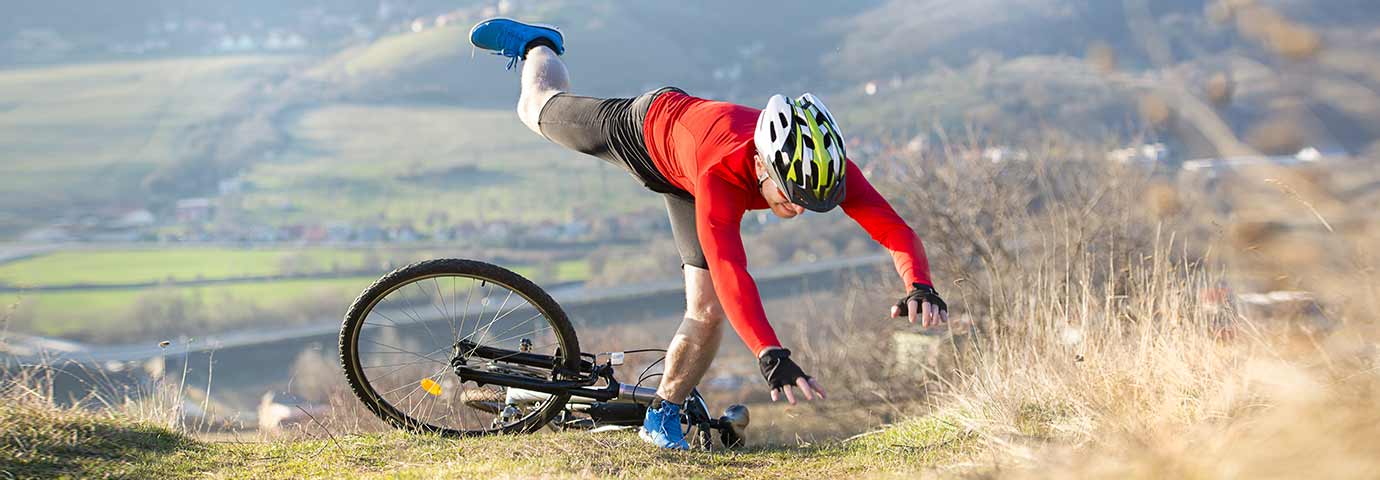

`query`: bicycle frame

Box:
[452,338,748,447]
[452,339,641,402]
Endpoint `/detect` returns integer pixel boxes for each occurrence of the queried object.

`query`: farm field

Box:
[0,248,370,287]
[1,248,590,342]
[8,275,378,341]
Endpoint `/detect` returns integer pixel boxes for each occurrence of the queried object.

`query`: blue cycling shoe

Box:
[469,18,564,69]
[639,401,689,450]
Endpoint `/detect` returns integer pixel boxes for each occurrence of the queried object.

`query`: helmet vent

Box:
[778,112,789,128]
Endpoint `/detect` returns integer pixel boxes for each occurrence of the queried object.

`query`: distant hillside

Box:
[306,1,881,105]
[1,0,1377,238]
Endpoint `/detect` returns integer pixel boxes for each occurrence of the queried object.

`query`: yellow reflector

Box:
[420,378,442,396]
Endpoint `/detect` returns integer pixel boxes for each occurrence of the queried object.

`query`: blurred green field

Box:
[0,248,369,287]
[238,104,657,227]
[5,257,588,342]
[10,275,376,341]
[0,55,299,236]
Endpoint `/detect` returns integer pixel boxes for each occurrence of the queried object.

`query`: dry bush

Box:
[878,134,1161,322]
[858,131,1380,476]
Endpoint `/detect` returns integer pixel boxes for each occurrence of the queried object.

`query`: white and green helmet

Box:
[753,93,848,212]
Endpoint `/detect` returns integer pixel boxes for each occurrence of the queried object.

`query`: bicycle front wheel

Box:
[339,259,581,436]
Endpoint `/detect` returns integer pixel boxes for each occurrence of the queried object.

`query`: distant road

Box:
[0,244,58,266]
[1,254,891,365]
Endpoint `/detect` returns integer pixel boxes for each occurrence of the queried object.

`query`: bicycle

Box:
[338,259,749,449]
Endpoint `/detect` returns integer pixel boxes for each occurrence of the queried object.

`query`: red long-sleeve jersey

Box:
[643,91,932,355]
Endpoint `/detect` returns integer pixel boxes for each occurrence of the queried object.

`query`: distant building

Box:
[111,209,156,229]
[175,198,215,223]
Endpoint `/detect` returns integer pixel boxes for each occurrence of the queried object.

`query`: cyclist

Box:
[469,18,948,450]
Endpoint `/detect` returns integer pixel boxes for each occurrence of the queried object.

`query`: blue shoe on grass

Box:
[639,400,689,450]
[469,18,564,69]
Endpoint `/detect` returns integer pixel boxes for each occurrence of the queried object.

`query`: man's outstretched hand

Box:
[758,348,826,405]
[891,283,950,328]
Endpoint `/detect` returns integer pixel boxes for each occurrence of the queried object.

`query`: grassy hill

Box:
[0,55,298,237]
[0,401,973,479]
[238,104,657,227]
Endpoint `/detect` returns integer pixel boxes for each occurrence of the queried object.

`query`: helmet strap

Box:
[753,155,771,189]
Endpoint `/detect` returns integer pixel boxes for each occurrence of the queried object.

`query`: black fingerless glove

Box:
[758,348,810,390]
[894,283,948,316]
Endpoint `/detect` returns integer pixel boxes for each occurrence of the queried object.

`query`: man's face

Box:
[755,155,806,219]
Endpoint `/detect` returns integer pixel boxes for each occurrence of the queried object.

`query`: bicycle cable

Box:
[633,355,668,407]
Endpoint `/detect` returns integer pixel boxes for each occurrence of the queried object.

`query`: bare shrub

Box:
[853,129,1380,475]
[877,134,1160,322]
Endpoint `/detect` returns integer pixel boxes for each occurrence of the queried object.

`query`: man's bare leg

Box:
[517,46,569,135]
[656,266,726,404]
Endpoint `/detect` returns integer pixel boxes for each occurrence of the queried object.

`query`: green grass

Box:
[0,402,977,479]
[11,276,377,341]
[0,248,370,287]
[5,257,588,342]
[0,56,299,235]
[241,104,657,228]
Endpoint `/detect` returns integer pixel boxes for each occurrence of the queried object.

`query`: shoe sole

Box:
[468,17,563,51]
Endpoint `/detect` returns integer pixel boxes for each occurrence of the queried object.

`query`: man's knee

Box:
[516,95,542,134]
[517,90,559,135]
[683,266,725,325]
[686,298,726,326]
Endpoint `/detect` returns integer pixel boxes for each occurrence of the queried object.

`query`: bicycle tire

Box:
[340,258,581,436]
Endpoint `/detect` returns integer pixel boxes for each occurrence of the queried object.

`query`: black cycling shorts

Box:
[537,86,708,269]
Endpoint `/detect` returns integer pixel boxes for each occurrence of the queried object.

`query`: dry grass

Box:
[861,132,1380,478]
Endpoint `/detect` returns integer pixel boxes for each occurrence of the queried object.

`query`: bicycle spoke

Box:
[461,289,516,357]
[470,288,512,341]
[361,339,445,365]
[482,313,549,346]
[407,282,446,346]
[361,359,440,370]
[428,277,455,344]
[364,345,451,381]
